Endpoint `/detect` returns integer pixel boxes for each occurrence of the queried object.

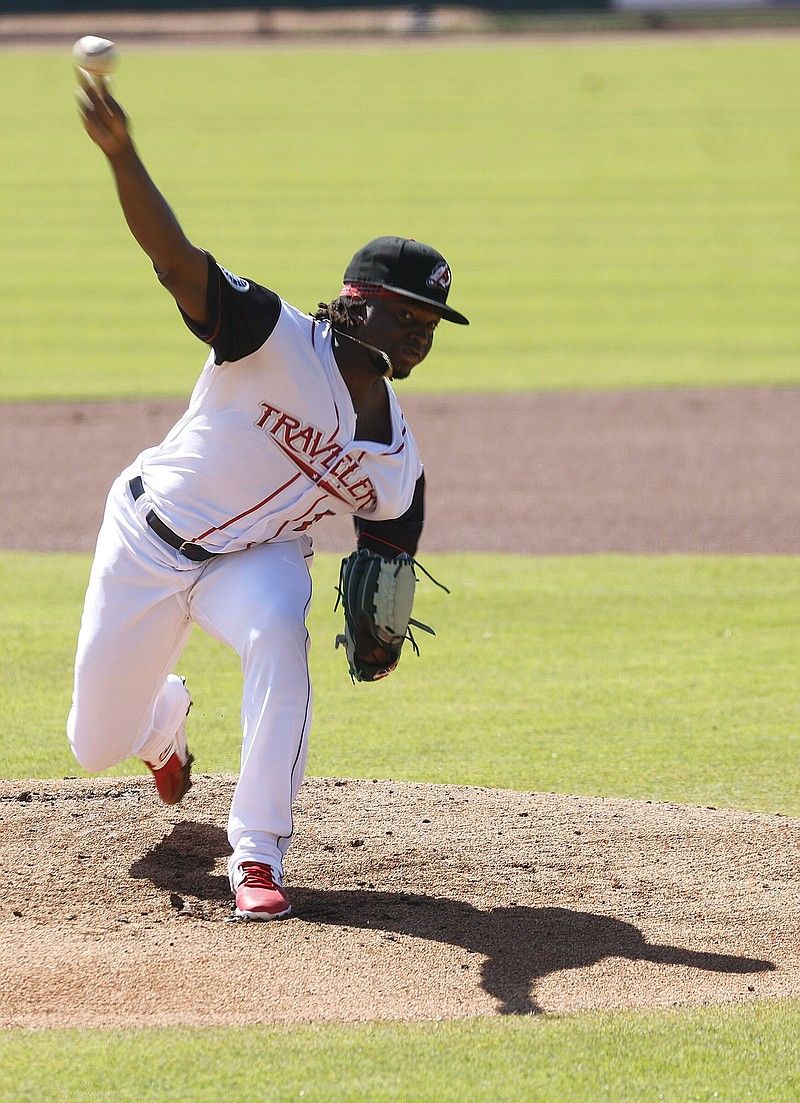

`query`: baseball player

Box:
[68,75,468,920]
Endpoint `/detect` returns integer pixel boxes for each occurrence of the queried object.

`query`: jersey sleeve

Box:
[159,252,282,365]
[354,471,425,557]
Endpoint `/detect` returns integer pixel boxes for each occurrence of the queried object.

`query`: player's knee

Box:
[245,600,307,656]
[67,709,121,773]
[253,596,305,636]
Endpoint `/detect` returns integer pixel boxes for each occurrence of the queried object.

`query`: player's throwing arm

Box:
[73,46,208,327]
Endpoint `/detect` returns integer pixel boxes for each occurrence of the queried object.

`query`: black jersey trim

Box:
[159,252,282,364]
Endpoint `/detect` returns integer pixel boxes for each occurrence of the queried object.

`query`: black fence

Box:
[2,0,611,14]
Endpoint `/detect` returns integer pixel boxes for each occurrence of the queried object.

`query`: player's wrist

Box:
[106,136,137,167]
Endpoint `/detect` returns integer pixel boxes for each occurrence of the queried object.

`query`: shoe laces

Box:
[239,862,279,890]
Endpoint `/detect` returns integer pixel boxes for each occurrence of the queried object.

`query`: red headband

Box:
[340,282,404,301]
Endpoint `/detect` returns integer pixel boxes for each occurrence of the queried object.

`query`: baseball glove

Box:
[334,549,434,682]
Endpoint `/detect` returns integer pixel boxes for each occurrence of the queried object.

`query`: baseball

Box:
[72,36,119,77]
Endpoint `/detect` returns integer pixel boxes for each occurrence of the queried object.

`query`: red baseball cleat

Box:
[145,740,193,805]
[233,862,292,920]
[144,677,193,805]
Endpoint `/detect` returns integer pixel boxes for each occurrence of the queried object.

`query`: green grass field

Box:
[3,35,800,1103]
[2,40,800,399]
[2,550,798,814]
[2,1003,799,1103]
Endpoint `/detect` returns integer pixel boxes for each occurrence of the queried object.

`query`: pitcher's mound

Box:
[0,776,797,1028]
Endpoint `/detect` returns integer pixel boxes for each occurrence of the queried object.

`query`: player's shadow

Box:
[130,819,232,904]
[291,889,775,1015]
[131,821,776,1015]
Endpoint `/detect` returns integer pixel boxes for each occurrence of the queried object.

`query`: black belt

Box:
[129,476,218,562]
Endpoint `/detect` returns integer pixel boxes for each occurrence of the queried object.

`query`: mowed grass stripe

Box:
[3,41,800,398]
[2,551,797,815]
[2,1001,798,1102]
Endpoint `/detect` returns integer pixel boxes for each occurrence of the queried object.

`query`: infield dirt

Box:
[5,386,800,555]
[2,386,799,1026]
[1,775,797,1027]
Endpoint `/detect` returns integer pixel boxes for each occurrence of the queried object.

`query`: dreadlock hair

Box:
[313,292,393,377]
[313,295,368,330]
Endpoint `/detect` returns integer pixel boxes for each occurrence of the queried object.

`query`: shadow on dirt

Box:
[131,821,776,1015]
[130,819,232,902]
[292,889,776,1015]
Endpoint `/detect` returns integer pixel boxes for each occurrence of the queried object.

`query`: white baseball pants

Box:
[67,470,314,876]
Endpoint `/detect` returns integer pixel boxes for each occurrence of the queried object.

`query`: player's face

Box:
[356,298,441,379]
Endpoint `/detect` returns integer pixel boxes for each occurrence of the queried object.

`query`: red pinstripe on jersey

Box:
[192,473,302,543]
[271,493,333,541]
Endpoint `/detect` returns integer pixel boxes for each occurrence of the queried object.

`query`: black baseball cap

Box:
[342,236,469,325]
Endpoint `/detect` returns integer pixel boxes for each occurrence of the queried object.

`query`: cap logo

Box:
[426,262,451,292]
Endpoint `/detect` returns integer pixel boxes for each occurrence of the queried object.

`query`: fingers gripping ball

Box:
[73,36,119,81]
[335,550,433,683]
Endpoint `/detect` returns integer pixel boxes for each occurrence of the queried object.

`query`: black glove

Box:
[335,549,431,682]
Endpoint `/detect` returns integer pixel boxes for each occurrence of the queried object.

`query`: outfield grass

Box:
[1,1001,798,1102]
[3,40,800,399]
[2,550,797,815]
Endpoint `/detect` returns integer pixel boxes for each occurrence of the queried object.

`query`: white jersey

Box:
[137,257,422,554]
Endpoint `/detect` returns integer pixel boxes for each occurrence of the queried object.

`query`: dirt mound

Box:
[0,775,796,1027]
